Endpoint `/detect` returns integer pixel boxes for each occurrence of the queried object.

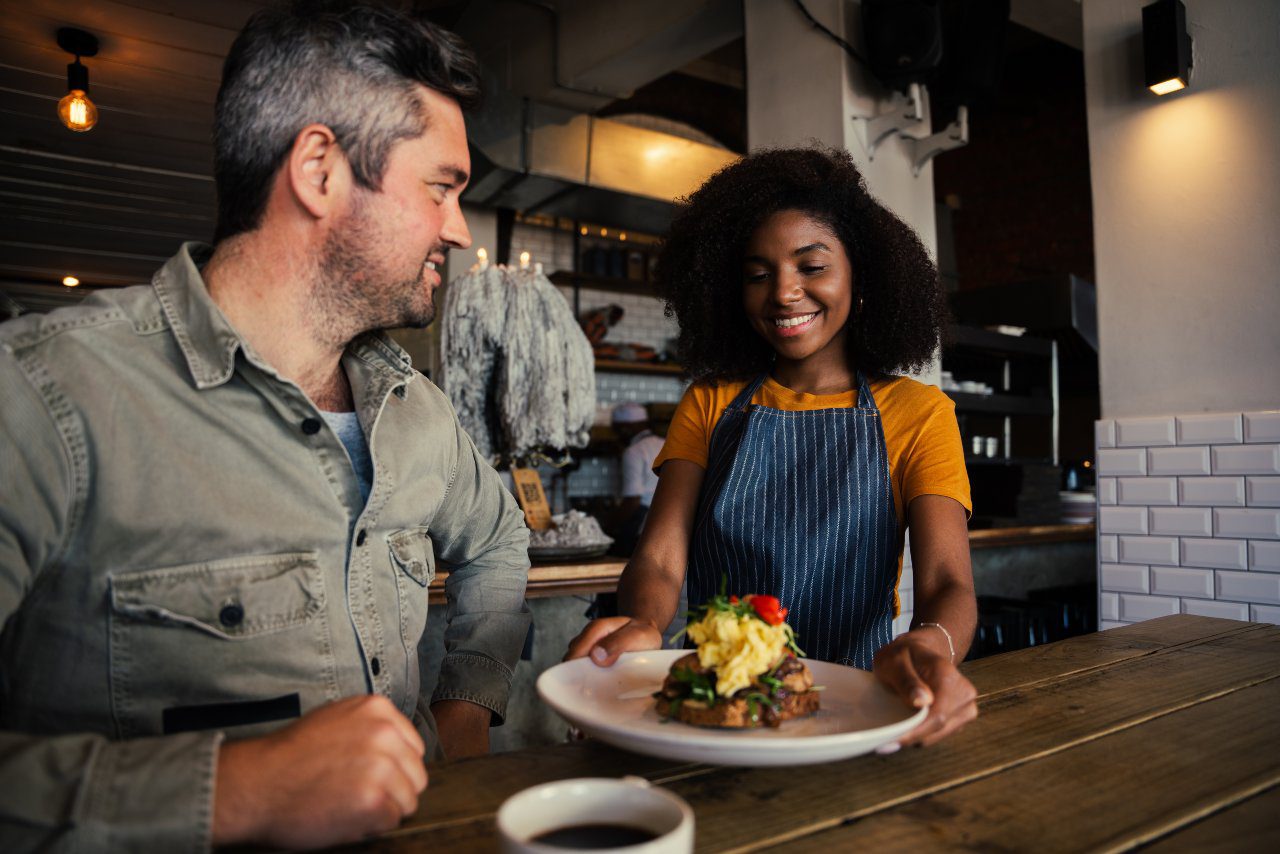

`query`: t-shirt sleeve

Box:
[652,384,714,471]
[900,391,973,517]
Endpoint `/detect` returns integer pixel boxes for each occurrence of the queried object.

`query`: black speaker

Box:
[934,0,1010,111]
[862,0,945,93]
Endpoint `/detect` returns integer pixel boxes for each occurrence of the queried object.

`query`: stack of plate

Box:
[1059,490,1097,526]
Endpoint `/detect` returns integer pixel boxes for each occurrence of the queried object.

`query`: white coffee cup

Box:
[497,776,694,853]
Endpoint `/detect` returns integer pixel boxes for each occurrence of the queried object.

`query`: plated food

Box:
[654,590,819,728]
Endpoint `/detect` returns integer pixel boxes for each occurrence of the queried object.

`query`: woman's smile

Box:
[771,311,820,336]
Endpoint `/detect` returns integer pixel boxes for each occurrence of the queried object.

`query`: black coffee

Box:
[530,823,659,849]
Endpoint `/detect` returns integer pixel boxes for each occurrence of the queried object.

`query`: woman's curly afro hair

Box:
[655,146,947,383]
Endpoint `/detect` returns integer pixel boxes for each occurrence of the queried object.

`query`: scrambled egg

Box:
[686,608,791,697]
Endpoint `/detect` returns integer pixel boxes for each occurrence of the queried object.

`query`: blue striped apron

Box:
[687,373,898,668]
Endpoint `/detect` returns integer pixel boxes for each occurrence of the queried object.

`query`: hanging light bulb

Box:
[56,28,100,133]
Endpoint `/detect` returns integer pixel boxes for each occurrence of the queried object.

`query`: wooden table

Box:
[341,615,1280,852]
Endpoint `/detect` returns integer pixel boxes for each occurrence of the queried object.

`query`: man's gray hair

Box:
[213,0,480,242]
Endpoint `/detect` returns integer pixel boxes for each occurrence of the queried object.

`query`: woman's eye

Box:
[744,271,768,283]
[801,265,827,275]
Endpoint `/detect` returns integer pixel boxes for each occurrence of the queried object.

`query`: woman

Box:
[567,147,978,746]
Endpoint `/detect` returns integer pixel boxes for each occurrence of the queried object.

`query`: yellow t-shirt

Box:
[654,375,972,607]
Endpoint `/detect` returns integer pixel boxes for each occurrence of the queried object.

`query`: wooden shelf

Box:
[948,325,1054,357]
[947,391,1053,416]
[549,271,659,297]
[594,359,684,376]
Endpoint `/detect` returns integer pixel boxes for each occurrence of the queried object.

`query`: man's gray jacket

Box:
[0,243,531,851]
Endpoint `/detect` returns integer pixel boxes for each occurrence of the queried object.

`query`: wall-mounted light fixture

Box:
[1143,0,1192,96]
[56,27,99,131]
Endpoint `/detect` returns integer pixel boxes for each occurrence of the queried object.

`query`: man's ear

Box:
[286,124,351,220]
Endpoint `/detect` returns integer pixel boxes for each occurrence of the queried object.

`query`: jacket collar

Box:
[153,242,416,391]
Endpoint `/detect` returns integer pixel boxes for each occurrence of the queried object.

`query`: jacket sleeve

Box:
[422,392,531,725]
[0,345,222,852]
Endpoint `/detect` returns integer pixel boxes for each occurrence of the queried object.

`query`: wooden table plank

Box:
[964,614,1260,697]
[1139,783,1280,853]
[780,678,1280,853]
[350,621,1280,852]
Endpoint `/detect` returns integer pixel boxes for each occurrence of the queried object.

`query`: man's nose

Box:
[440,199,471,250]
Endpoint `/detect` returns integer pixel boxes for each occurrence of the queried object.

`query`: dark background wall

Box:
[933,24,1094,293]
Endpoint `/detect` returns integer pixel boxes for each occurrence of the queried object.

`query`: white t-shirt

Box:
[621,430,665,507]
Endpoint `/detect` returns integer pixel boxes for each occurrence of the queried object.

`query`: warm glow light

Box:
[600,228,608,237]
[1082,460,1092,469]
[57,89,98,131]
[519,251,531,268]
[579,226,588,236]
[62,276,80,287]
[1149,78,1186,96]
[476,247,488,262]
[619,232,627,241]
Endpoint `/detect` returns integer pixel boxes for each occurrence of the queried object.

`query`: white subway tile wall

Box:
[1176,413,1242,444]
[1097,410,1280,628]
[1115,416,1176,447]
[1243,411,1280,443]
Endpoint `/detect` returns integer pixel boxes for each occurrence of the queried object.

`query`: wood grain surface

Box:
[338,615,1279,853]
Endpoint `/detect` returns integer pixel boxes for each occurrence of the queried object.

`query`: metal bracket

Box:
[907,105,969,176]
[851,82,926,161]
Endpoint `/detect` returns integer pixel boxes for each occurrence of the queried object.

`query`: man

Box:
[0,2,529,849]
[608,403,664,556]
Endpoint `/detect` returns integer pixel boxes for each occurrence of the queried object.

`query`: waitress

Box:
[567,147,978,746]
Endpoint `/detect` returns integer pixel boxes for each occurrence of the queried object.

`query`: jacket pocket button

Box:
[219,603,245,628]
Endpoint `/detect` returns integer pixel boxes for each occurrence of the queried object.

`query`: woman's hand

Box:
[565,616,663,666]
[872,628,978,748]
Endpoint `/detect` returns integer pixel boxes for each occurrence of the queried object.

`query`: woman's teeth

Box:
[774,313,817,328]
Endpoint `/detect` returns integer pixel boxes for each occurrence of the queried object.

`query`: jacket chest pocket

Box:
[387,527,436,662]
[107,552,335,738]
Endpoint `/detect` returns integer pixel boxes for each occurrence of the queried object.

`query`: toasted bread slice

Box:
[654,652,820,729]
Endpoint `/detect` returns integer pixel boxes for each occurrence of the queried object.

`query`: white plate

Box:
[536,650,927,767]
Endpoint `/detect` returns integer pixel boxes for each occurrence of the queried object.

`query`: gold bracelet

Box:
[918,621,955,662]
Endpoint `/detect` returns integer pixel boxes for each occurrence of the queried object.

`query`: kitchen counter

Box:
[428,556,627,605]
[426,525,1096,603]
[346,615,1280,851]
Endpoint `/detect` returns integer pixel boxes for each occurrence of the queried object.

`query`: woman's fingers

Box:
[874,642,934,710]
[564,618,662,666]
[564,617,632,661]
[898,659,979,747]
[591,621,663,666]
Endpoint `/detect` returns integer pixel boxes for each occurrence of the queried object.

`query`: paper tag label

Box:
[511,466,554,531]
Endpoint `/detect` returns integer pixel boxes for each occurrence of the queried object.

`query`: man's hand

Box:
[212,694,427,849]
[430,699,491,760]
[565,616,663,666]
[873,629,978,748]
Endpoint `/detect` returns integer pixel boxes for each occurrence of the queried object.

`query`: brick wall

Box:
[1096,411,1280,627]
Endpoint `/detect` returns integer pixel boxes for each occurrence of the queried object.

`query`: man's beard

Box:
[312,198,438,346]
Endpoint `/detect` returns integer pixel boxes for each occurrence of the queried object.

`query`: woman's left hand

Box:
[872,629,978,748]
